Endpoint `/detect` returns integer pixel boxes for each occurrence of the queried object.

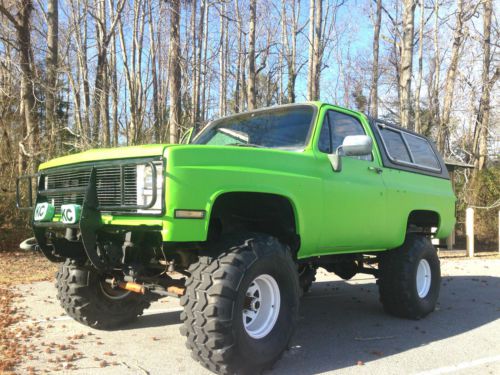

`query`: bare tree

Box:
[399,0,416,129]
[369,0,382,118]
[218,2,228,116]
[437,0,475,152]
[168,0,181,143]
[472,0,498,171]
[312,0,323,100]
[247,0,257,110]
[0,0,38,172]
[414,0,424,133]
[307,0,315,100]
[234,0,244,112]
[46,0,59,156]
[91,0,125,145]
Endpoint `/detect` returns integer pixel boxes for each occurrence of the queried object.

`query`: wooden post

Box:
[466,208,474,257]
[498,210,500,254]
[446,232,454,250]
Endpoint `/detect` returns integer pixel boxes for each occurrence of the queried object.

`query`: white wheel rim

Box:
[242,274,281,339]
[416,259,432,298]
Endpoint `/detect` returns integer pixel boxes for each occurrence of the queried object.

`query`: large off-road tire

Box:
[56,259,150,330]
[378,234,441,319]
[180,233,300,375]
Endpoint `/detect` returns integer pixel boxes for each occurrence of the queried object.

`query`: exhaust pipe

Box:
[108,278,186,298]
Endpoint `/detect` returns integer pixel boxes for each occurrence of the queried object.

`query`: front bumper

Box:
[16,158,163,269]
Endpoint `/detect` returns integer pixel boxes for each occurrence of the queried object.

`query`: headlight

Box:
[136,162,163,213]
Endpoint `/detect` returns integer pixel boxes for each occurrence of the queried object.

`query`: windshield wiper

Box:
[226,143,264,148]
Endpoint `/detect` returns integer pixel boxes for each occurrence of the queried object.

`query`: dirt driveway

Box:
[11,257,500,374]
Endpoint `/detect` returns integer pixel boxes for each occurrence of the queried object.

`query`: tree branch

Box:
[0,4,20,29]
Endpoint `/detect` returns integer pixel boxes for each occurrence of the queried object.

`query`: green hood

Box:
[39,144,168,170]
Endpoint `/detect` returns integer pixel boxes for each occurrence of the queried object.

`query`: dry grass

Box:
[0,252,57,374]
[0,252,57,286]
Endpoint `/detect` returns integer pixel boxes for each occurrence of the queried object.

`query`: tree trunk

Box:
[190,0,198,126]
[168,0,181,144]
[369,0,382,118]
[192,0,204,128]
[429,0,440,134]
[279,0,285,104]
[247,0,256,110]
[149,0,160,143]
[218,3,227,116]
[200,2,209,121]
[307,0,315,101]
[287,0,299,104]
[92,0,106,145]
[399,0,416,129]
[414,0,424,133]
[312,0,322,100]
[437,0,465,153]
[110,0,119,146]
[46,0,59,156]
[472,0,495,171]
[234,0,243,112]
[0,0,38,172]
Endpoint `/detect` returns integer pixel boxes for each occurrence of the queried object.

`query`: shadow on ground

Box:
[119,273,500,374]
[271,274,500,374]
[126,310,182,330]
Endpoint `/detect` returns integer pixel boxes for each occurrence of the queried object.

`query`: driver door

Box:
[317,109,388,252]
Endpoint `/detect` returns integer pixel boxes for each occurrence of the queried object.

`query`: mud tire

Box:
[55,259,150,330]
[180,233,300,374]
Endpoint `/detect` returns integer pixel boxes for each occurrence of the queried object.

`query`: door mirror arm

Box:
[328,146,343,172]
[327,135,373,173]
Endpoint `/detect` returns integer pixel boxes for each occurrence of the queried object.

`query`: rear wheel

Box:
[180,233,300,374]
[56,260,150,329]
[378,234,441,319]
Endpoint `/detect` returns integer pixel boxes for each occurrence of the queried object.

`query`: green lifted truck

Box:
[17,102,455,374]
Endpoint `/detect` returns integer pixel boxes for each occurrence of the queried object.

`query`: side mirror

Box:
[328,135,372,172]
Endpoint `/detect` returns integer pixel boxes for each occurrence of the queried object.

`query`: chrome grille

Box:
[45,166,137,213]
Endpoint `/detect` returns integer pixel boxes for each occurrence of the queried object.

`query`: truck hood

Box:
[39,144,169,170]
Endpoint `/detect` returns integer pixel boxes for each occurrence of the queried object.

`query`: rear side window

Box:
[379,128,412,162]
[378,123,441,171]
[404,134,440,170]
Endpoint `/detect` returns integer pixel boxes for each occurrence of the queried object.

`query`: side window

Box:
[378,123,442,171]
[318,115,332,153]
[403,133,440,170]
[326,111,372,160]
[328,111,366,150]
[379,127,412,162]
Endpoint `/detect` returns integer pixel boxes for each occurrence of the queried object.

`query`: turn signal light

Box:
[174,210,206,219]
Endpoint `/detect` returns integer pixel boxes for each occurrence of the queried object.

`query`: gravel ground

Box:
[11,257,500,375]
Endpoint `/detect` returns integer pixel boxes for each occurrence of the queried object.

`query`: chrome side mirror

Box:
[328,135,372,172]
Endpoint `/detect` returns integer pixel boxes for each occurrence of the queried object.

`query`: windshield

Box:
[192,106,315,150]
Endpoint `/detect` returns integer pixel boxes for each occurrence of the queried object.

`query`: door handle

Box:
[368,166,383,174]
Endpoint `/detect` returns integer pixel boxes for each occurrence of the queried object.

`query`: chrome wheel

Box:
[416,259,432,298]
[242,274,281,339]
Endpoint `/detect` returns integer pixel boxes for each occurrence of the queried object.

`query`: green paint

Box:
[38,102,456,259]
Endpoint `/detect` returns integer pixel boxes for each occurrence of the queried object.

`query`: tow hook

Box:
[19,237,38,251]
[106,278,186,298]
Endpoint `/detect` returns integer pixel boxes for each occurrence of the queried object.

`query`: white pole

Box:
[466,207,474,258]
[498,210,499,254]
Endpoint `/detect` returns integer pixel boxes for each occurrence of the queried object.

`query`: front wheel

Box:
[180,233,300,374]
[56,260,150,329]
[378,234,441,319]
